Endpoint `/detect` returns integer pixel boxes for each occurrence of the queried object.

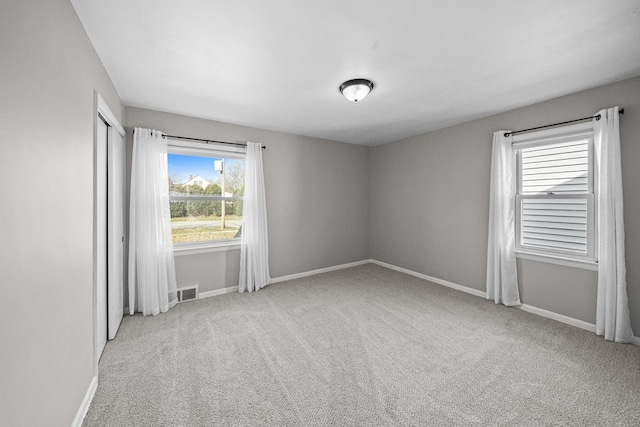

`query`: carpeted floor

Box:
[83,264,640,426]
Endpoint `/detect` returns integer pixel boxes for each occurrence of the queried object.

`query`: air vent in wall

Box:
[177,285,199,302]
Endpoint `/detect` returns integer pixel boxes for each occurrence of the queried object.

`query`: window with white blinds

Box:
[514,122,596,263]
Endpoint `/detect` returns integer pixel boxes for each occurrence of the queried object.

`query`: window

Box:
[514,122,596,265]
[167,141,245,247]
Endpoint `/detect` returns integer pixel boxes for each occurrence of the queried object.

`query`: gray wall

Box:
[125,107,371,294]
[1,3,637,424]
[0,1,124,426]
[371,76,640,333]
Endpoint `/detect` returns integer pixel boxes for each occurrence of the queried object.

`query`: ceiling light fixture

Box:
[339,78,375,102]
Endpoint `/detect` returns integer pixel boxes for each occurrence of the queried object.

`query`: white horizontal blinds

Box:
[521,139,589,194]
[515,124,594,259]
[520,198,588,254]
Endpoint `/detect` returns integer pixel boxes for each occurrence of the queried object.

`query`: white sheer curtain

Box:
[128,128,178,315]
[593,107,635,343]
[486,130,521,306]
[239,141,270,292]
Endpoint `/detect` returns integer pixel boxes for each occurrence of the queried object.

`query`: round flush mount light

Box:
[339,78,375,102]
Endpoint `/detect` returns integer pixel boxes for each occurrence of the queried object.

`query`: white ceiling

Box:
[72,0,640,146]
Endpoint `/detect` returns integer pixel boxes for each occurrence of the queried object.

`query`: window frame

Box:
[167,139,245,252]
[513,122,598,270]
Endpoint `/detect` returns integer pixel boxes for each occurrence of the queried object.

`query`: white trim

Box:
[173,243,241,256]
[186,261,372,300]
[518,303,596,332]
[125,285,237,305]
[369,259,639,346]
[167,138,246,156]
[513,124,597,268]
[158,258,638,347]
[93,92,126,378]
[96,93,124,136]
[369,259,487,298]
[512,121,593,144]
[199,286,237,299]
[71,376,98,427]
[269,260,371,284]
[516,251,598,271]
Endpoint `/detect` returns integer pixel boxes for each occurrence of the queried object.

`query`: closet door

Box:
[96,117,108,359]
[95,94,125,365]
[107,125,125,339]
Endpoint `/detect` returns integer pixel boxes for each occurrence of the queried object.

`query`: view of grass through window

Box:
[168,153,245,244]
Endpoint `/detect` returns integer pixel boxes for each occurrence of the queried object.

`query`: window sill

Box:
[516,251,598,271]
[173,241,241,256]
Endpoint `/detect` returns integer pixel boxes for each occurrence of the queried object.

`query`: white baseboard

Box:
[370,259,487,298]
[518,303,596,332]
[269,259,371,284]
[168,258,639,346]
[199,286,237,299]
[195,260,371,298]
[72,375,98,427]
[370,259,599,332]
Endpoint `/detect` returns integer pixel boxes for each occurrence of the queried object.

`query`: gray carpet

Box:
[83,264,640,426]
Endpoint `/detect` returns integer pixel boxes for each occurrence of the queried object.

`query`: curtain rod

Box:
[504,108,624,138]
[162,134,266,149]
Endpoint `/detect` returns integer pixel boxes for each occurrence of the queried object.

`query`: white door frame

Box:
[93,92,125,375]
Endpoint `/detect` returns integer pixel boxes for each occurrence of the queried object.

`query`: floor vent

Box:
[177,285,199,302]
